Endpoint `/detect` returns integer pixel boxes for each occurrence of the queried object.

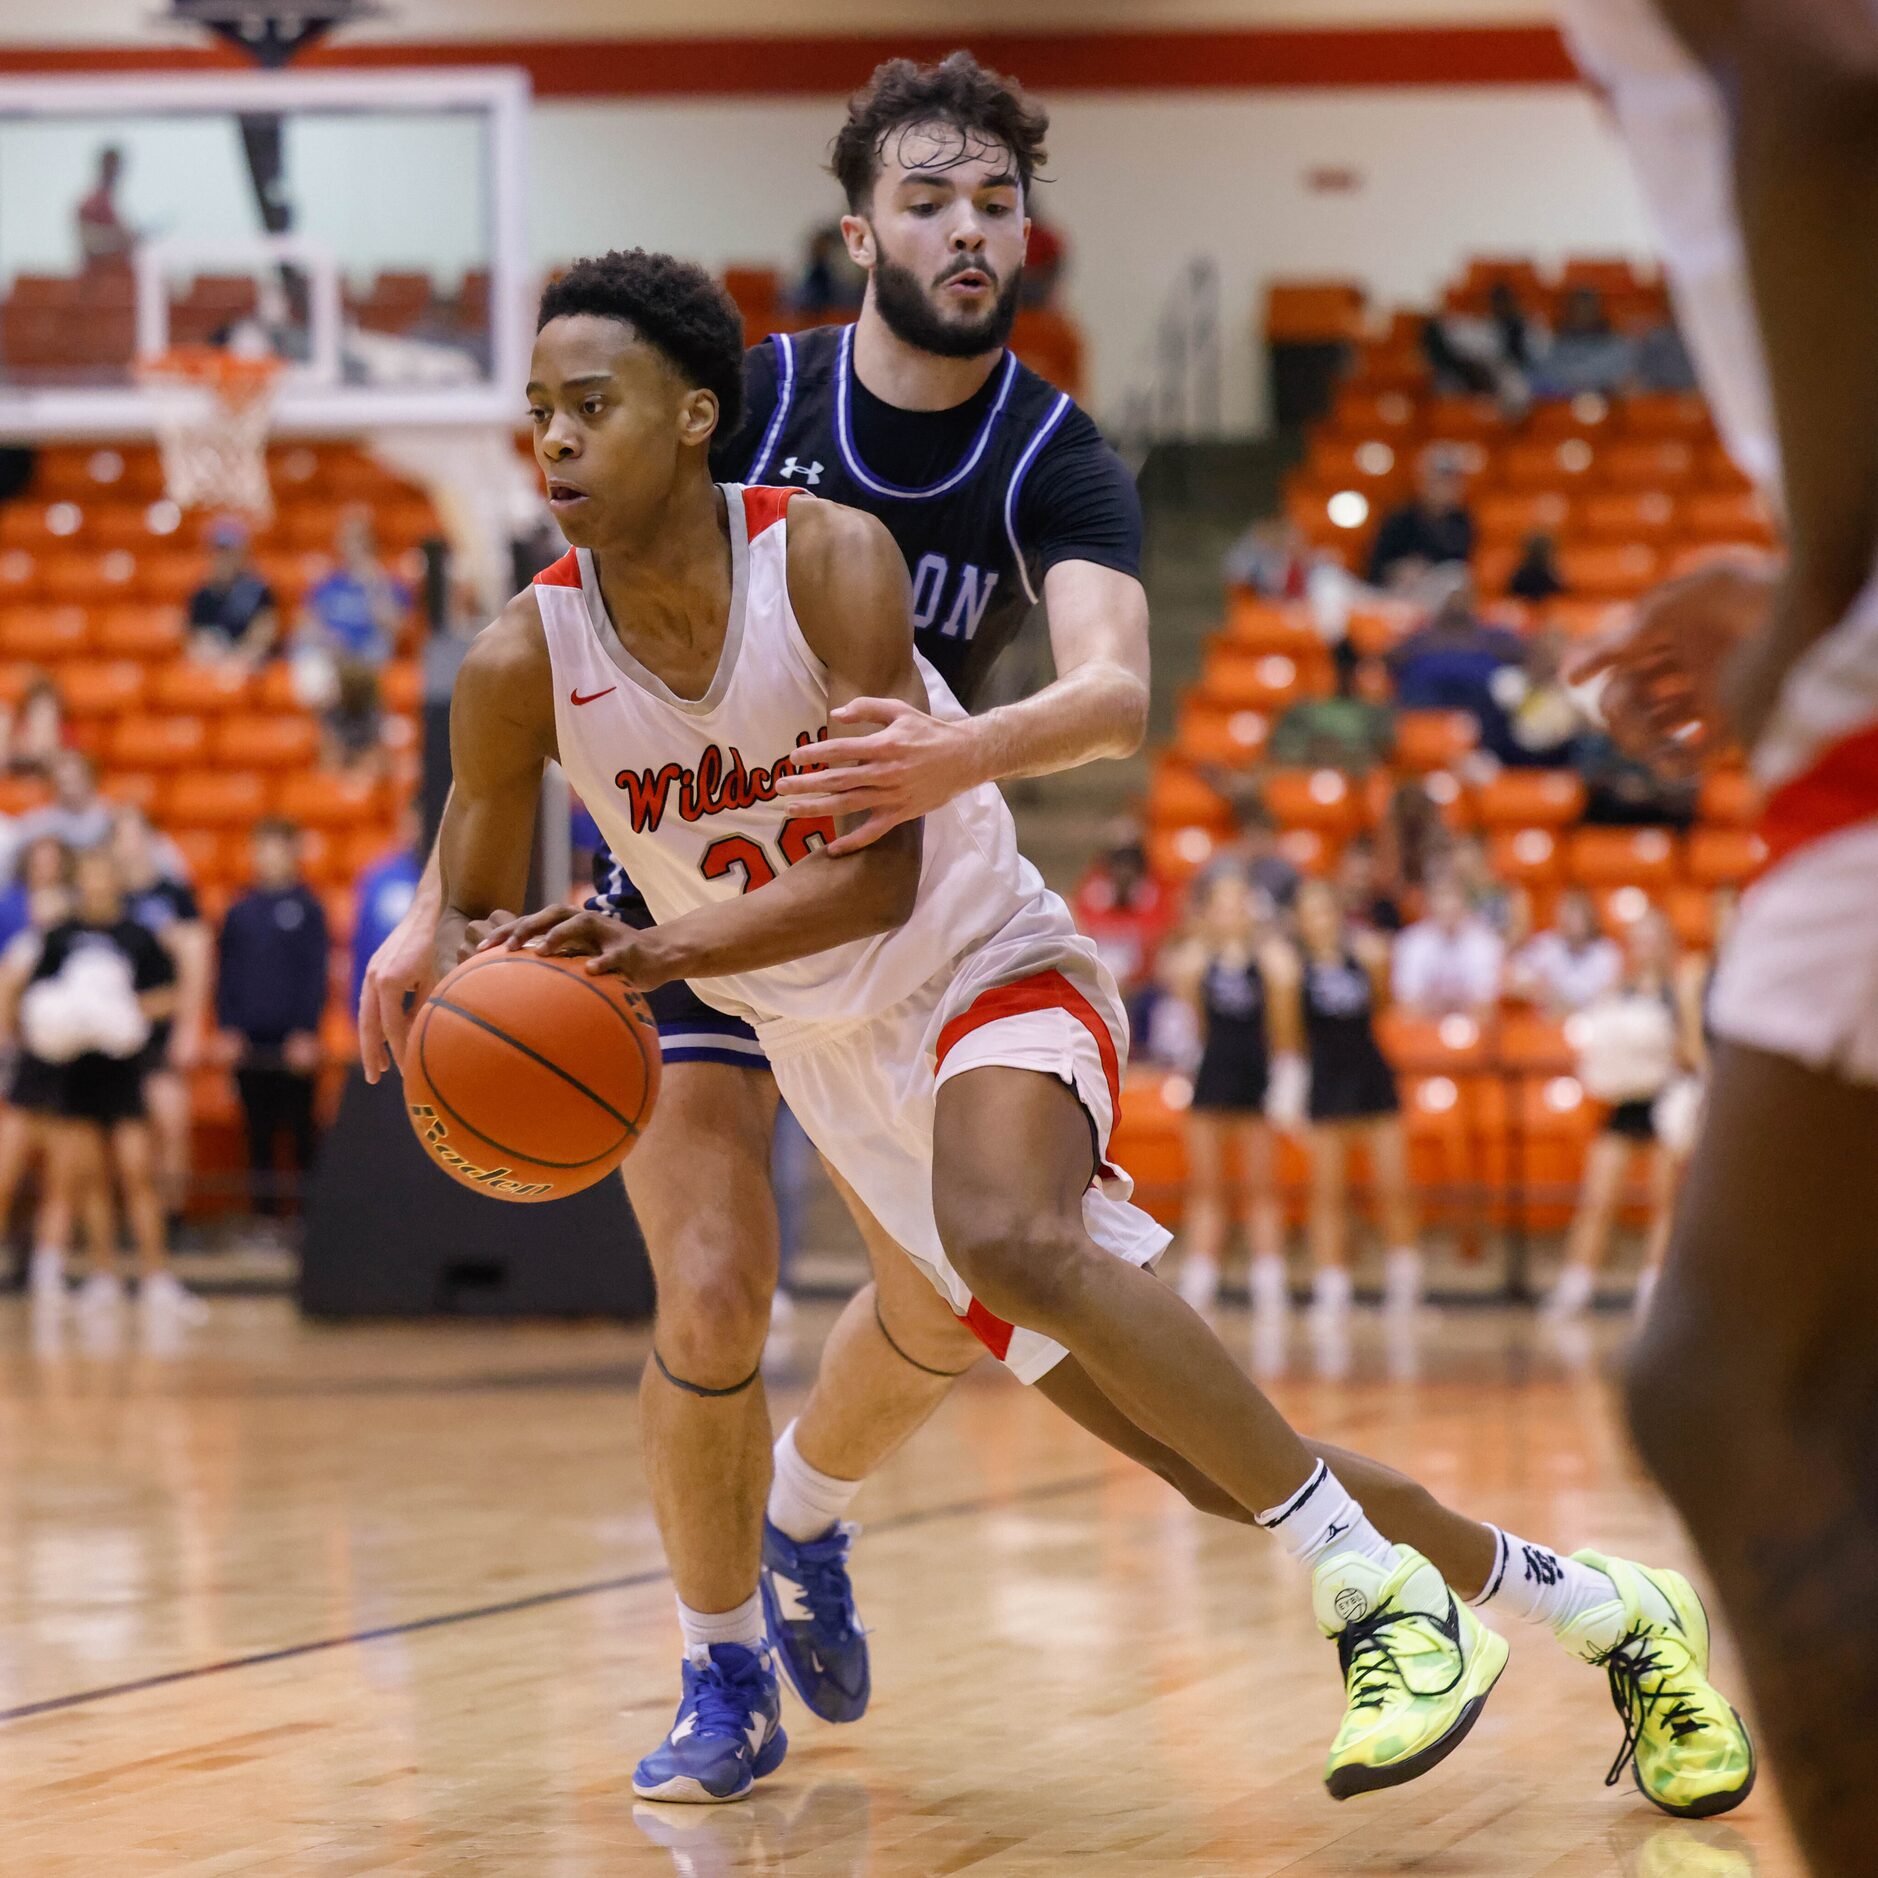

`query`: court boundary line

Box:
[0,1470,1110,1727]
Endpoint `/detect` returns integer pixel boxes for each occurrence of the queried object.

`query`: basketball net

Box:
[137,345,284,522]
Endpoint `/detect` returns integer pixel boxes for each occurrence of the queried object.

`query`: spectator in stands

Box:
[1508,888,1622,1013]
[320,661,388,779]
[1446,832,1527,944]
[1022,213,1067,309]
[75,145,135,269]
[793,222,865,319]
[1070,828,1175,1025]
[1288,879,1421,1317]
[10,845,196,1324]
[1482,624,1587,768]
[3,670,66,779]
[217,819,329,1228]
[1334,834,1403,936]
[114,807,210,1234]
[1366,450,1476,590]
[1507,531,1567,603]
[12,753,112,866]
[1388,573,1525,750]
[1210,787,1301,911]
[301,509,407,671]
[1375,777,1448,904]
[1577,731,1698,827]
[1419,283,1537,409]
[0,838,74,1306]
[1166,867,1296,1319]
[1392,873,1504,1020]
[1547,910,1690,1320]
[185,518,281,666]
[1268,670,1396,774]
[351,805,423,1023]
[1534,286,1634,399]
[1633,316,1699,394]
[1223,516,1313,599]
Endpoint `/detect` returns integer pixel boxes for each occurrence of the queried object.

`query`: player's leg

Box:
[1177,1109,1233,1312]
[1239,1116,1288,1316]
[1627,1040,1878,1854]
[1548,1130,1628,1319]
[761,1166,983,1722]
[626,1053,787,1804]
[1307,1121,1353,1318]
[932,1065,1509,1798]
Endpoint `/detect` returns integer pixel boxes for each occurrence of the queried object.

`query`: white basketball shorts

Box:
[755,929,1172,1384]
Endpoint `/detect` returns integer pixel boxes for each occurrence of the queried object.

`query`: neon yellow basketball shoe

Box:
[1314,1545,1510,1800]
[1560,1551,1756,1819]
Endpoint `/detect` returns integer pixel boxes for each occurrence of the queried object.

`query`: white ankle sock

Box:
[768,1419,862,1543]
[676,1591,765,1658]
[1469,1527,1624,1633]
[1257,1462,1396,1572]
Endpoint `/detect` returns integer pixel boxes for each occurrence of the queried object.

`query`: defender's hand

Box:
[772,696,983,856]
[361,900,441,1084]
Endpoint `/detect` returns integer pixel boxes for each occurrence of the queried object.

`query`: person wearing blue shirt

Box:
[350,842,421,1020]
[301,509,408,667]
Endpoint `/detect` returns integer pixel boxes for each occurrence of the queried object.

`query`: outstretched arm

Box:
[493,500,926,987]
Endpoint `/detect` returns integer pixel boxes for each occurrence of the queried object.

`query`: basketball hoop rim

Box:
[136,345,284,409]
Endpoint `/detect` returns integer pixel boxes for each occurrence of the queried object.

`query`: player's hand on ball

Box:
[361,899,442,1084]
[772,696,984,855]
[474,905,673,990]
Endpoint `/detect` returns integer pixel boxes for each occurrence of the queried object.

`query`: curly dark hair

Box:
[829,51,1048,214]
[537,249,744,435]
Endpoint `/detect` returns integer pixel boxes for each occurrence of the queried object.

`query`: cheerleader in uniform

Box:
[1165,868,1304,1317]
[1547,909,1693,1320]
[1285,880,1422,1318]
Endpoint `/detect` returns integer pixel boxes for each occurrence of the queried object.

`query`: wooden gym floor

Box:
[0,1295,1801,1876]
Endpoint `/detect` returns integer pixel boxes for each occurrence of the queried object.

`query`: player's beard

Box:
[869,244,1023,360]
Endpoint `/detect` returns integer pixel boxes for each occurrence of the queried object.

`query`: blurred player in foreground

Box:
[1564,3,1878,1866]
[443,249,1750,1817]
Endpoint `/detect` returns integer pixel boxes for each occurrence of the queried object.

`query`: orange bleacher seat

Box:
[1376,1009,1493,1074]
[1681,489,1777,545]
[275,771,383,827]
[1577,489,1677,543]
[1419,396,1505,448]
[0,776,50,816]
[1473,543,1522,597]
[1566,825,1679,890]
[1523,395,1619,441]
[165,771,269,827]
[1699,767,1760,826]
[56,659,146,717]
[1146,763,1232,833]
[1554,540,1660,599]
[168,827,226,883]
[1174,702,1268,769]
[111,714,209,769]
[1303,436,1411,500]
[94,605,184,660]
[1621,393,1713,439]
[1474,489,1571,544]
[0,606,90,660]
[1261,767,1362,834]
[0,550,39,600]
[1497,1012,1576,1074]
[340,826,399,878]
[1199,648,1327,714]
[1264,280,1365,343]
[1499,439,1601,490]
[320,889,357,946]
[1222,596,1321,657]
[136,553,208,605]
[1664,884,1717,950]
[1147,824,1220,884]
[1328,388,1420,438]
[1603,439,1697,489]
[1489,825,1568,886]
[1687,826,1767,887]
[1393,711,1478,773]
[1475,769,1587,828]
[380,660,422,714]
[214,714,322,769]
[1275,827,1337,875]
[148,662,253,714]
[100,770,162,814]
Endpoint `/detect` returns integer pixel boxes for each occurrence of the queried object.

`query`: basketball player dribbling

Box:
[1560,4,1878,1868]
[435,247,1751,1818]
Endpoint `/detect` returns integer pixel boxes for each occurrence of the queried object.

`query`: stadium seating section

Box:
[1118,255,1775,1238]
[0,440,430,1205]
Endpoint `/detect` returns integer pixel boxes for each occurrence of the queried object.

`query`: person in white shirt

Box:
[1391,877,1504,1019]
[1509,890,1623,1015]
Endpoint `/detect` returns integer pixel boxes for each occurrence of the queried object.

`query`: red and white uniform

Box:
[534,486,1169,1380]
[1563,0,1878,1082]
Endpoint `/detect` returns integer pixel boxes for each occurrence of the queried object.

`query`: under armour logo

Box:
[778,456,823,484]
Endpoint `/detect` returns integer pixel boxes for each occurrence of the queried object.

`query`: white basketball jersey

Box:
[533,484,1057,1027]
[1561,0,1878,801]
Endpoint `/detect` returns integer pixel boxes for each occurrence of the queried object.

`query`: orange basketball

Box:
[403,949,661,1202]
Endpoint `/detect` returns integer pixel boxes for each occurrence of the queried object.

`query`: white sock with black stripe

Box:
[1470,1526,1620,1632]
[1256,1461,1396,1572]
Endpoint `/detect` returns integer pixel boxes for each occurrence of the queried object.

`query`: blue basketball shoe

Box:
[632,1642,787,1804]
[759,1520,871,1723]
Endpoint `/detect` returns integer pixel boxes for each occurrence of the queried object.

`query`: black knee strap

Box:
[652,1346,761,1397]
[874,1296,976,1379]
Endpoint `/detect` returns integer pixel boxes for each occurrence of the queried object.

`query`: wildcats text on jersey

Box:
[616,729,830,835]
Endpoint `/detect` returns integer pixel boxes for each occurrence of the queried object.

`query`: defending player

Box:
[1559,3,1878,1867]
[441,249,1751,1816]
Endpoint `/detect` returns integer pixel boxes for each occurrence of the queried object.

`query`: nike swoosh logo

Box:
[570,685,617,706]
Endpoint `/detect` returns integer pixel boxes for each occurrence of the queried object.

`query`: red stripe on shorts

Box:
[934,969,1123,1363]
[1760,719,1878,874]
